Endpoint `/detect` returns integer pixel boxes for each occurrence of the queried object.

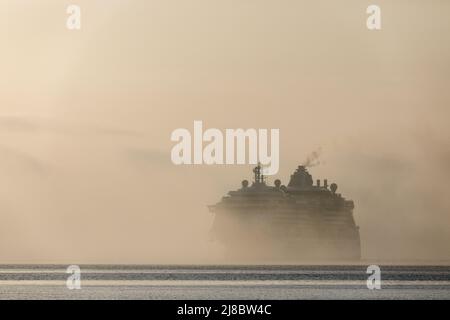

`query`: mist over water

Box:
[0,1,449,264]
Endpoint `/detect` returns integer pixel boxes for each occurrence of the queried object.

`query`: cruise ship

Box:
[209,164,361,262]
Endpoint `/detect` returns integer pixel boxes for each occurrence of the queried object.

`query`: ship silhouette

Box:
[209,164,361,262]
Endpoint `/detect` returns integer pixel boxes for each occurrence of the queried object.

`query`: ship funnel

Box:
[324,179,328,189]
[316,179,321,187]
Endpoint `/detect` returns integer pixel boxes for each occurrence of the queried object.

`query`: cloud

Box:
[125,147,170,167]
[0,145,47,174]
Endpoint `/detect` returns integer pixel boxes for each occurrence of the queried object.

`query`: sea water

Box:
[0,265,449,299]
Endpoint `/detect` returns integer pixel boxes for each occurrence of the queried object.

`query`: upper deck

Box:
[209,164,354,212]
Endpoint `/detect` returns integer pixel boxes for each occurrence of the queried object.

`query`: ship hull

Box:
[211,207,361,262]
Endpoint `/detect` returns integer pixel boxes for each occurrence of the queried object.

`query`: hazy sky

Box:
[1,0,449,263]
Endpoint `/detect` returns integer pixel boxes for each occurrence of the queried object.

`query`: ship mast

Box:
[253,162,265,184]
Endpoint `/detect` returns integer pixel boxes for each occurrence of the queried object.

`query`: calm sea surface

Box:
[0,265,449,299]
